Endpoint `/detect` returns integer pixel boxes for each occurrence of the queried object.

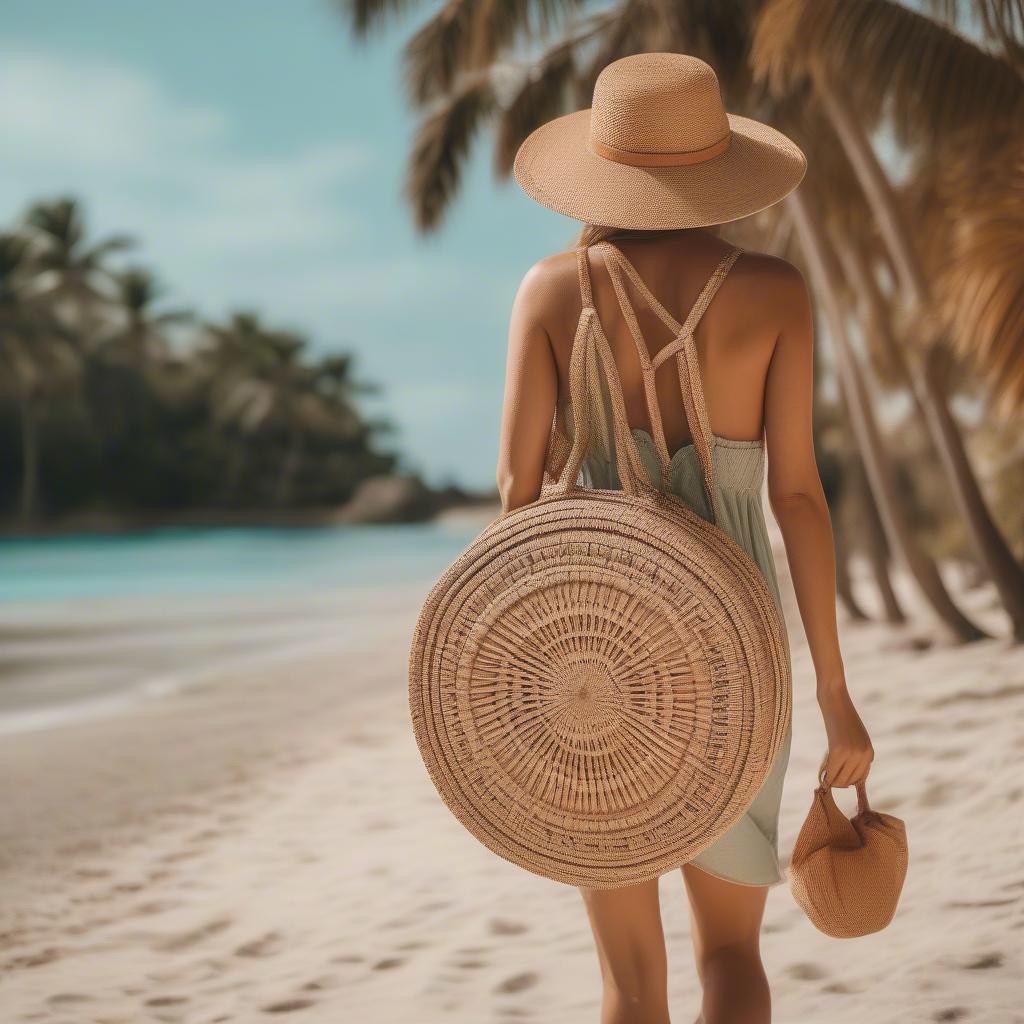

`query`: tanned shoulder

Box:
[513,250,582,340]
[729,250,811,343]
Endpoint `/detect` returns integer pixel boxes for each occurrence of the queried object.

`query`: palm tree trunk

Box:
[276,429,303,506]
[18,394,39,524]
[818,76,1024,639]
[853,456,906,625]
[787,189,986,642]
[837,240,931,429]
[834,523,870,622]
[224,443,248,506]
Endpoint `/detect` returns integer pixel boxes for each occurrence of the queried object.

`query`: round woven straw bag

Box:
[409,245,792,888]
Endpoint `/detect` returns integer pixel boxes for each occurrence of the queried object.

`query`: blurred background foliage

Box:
[0,197,403,525]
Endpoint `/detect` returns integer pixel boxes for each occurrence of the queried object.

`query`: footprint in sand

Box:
[66,916,113,936]
[301,975,341,991]
[489,918,529,937]
[963,951,1003,969]
[372,956,405,971]
[73,867,111,880]
[6,946,61,969]
[132,900,181,917]
[496,972,539,994]
[161,847,204,864]
[145,996,189,1007]
[263,998,316,1013]
[190,828,222,843]
[934,1009,969,1021]
[419,899,451,913]
[113,880,145,894]
[918,781,950,808]
[47,993,92,1005]
[785,962,828,981]
[330,953,364,965]
[154,917,232,952]
[235,931,286,958]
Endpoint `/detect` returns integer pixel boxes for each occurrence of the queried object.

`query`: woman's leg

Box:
[680,864,771,1024]
[578,876,671,1024]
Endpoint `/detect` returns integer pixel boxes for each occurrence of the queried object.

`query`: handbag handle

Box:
[551,262,659,502]
[818,758,870,816]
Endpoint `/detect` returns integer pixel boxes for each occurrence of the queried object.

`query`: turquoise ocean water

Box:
[0,522,481,603]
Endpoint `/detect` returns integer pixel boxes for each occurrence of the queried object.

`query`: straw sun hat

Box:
[513,51,806,229]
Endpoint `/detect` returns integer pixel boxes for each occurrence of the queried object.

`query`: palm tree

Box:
[314,352,379,429]
[0,233,81,523]
[751,0,1024,635]
[102,267,192,364]
[23,197,133,335]
[204,314,364,505]
[786,189,986,641]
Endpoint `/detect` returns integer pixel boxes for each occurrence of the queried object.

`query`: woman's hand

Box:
[817,683,874,788]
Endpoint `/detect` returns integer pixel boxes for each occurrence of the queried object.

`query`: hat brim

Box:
[513,108,807,230]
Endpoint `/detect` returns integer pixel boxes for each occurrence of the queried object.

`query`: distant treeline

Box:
[0,197,406,527]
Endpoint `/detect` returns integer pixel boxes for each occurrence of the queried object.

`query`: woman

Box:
[497,53,874,1024]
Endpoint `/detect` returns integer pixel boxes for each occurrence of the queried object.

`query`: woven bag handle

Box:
[818,757,871,816]
[552,249,661,499]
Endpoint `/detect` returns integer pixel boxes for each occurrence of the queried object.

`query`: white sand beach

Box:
[2,515,1022,1024]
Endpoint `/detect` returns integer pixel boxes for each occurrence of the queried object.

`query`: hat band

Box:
[589,131,732,167]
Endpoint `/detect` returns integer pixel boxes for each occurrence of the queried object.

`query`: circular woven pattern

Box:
[409,487,792,889]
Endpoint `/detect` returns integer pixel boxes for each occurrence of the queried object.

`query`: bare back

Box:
[552,233,788,449]
[497,227,816,515]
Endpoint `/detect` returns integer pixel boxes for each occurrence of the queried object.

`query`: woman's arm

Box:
[496,263,559,513]
[764,264,874,789]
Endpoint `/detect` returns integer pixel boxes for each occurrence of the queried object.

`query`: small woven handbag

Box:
[409,243,792,888]
[787,762,909,937]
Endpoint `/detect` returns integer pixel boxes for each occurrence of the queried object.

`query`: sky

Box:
[0,0,577,491]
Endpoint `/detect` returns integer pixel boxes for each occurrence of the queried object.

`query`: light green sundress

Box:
[554,241,793,888]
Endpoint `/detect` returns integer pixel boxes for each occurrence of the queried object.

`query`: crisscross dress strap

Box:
[543,248,597,486]
[552,246,661,498]
[595,241,741,516]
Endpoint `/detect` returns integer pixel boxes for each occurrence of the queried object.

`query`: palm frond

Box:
[405,73,498,233]
[931,136,1024,416]
[402,0,584,106]
[575,0,666,102]
[922,0,1024,72]
[492,38,578,178]
[336,0,423,38]
[0,233,31,303]
[752,0,1024,147]
[403,0,478,105]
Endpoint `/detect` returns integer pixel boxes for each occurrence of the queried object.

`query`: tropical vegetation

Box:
[338,0,1024,641]
[0,197,402,528]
